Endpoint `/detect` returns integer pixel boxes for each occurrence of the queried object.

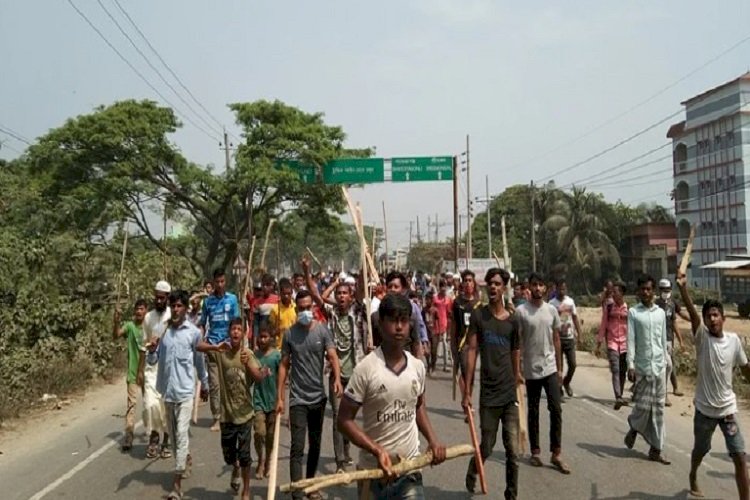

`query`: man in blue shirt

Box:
[148,289,228,500]
[199,268,240,431]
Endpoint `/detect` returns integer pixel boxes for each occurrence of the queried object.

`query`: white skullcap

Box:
[344,276,356,285]
[155,280,171,293]
[658,279,671,289]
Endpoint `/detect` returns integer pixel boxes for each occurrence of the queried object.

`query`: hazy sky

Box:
[2,0,750,250]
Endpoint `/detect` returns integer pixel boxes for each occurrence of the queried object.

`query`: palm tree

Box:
[542,187,620,294]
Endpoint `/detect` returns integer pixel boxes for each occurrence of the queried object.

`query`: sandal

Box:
[551,457,572,475]
[146,443,159,459]
[529,455,543,467]
[181,454,193,479]
[167,490,183,500]
[160,445,172,459]
[231,465,241,492]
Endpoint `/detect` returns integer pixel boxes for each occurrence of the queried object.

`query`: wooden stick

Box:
[115,221,129,307]
[356,205,374,352]
[466,407,488,494]
[452,366,459,401]
[192,380,201,424]
[305,246,323,270]
[241,235,257,341]
[517,384,528,455]
[679,224,696,276]
[280,444,475,494]
[260,218,276,271]
[266,411,283,500]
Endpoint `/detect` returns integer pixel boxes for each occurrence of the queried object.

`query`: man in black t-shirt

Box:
[462,267,522,499]
[452,270,482,396]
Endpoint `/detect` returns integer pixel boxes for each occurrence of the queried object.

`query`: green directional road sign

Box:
[391,156,453,182]
[276,159,317,184]
[323,158,385,184]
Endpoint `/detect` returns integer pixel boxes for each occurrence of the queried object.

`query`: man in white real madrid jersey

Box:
[337,293,446,499]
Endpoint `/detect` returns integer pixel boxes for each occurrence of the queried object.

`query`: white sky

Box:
[2,0,750,250]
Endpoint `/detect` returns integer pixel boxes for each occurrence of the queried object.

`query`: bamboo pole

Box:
[357,204,374,351]
[679,224,696,276]
[517,384,528,455]
[266,411,283,500]
[260,218,276,271]
[241,235,257,341]
[280,444,475,494]
[466,407,488,494]
[115,221,129,307]
[305,246,323,270]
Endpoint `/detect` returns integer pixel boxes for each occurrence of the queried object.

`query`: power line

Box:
[535,109,683,184]
[95,0,222,138]
[513,31,750,173]
[558,146,672,190]
[0,125,31,145]
[0,140,23,155]
[111,0,237,141]
[589,172,673,190]
[66,0,219,142]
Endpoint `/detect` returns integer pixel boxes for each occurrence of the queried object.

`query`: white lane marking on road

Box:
[28,422,143,500]
[577,397,717,472]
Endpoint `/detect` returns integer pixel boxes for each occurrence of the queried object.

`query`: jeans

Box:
[607,349,627,399]
[206,352,221,420]
[289,399,326,499]
[467,403,519,500]
[561,337,576,388]
[526,374,562,454]
[330,376,351,465]
[361,472,425,499]
[430,333,451,372]
[165,399,193,472]
[693,410,746,458]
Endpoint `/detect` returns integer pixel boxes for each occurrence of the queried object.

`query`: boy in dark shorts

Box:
[218,318,269,498]
[676,273,750,500]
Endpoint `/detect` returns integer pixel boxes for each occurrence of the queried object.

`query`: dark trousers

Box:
[526,374,563,454]
[289,399,326,499]
[468,403,519,500]
[607,349,627,399]
[561,338,576,387]
[330,376,351,464]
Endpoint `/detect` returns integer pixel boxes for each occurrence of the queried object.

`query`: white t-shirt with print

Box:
[344,347,425,469]
[549,296,577,339]
[694,324,748,418]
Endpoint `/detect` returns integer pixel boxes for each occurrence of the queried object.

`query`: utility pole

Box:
[486,174,492,259]
[465,134,472,259]
[530,180,537,272]
[382,201,389,268]
[435,212,438,242]
[453,156,459,272]
[427,215,432,243]
[409,221,413,253]
[220,128,233,172]
[417,216,422,243]
[501,215,510,271]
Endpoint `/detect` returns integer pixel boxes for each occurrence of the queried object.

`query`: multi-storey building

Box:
[668,72,750,290]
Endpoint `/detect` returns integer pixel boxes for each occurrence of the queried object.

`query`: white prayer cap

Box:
[658,278,671,289]
[154,280,171,293]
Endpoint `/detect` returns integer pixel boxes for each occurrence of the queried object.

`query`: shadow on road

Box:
[579,394,619,409]
[589,482,694,499]
[423,485,472,499]
[427,406,466,421]
[577,442,639,460]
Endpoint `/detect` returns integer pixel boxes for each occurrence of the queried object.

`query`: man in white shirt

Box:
[549,280,582,399]
[676,272,750,500]
[139,280,172,459]
[337,293,446,498]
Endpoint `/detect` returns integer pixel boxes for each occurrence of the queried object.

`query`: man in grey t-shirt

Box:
[276,290,342,500]
[516,272,570,474]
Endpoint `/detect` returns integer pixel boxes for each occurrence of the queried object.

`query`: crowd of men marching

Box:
[113,258,750,499]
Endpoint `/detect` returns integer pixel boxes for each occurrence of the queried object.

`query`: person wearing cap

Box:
[199,268,240,432]
[139,279,172,459]
[655,278,687,406]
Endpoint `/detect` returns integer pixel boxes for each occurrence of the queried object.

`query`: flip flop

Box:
[551,457,572,475]
[167,490,183,500]
[160,446,172,459]
[231,466,241,492]
[146,443,159,459]
[529,455,544,467]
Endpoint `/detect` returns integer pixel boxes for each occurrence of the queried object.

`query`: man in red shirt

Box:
[431,280,453,373]
[596,281,629,410]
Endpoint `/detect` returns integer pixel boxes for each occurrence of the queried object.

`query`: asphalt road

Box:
[0,351,743,500]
